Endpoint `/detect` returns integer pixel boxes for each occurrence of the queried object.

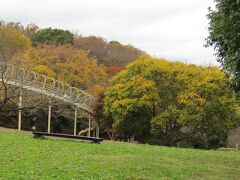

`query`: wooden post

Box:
[47,102,51,133]
[18,90,22,131]
[88,115,91,137]
[74,107,77,136]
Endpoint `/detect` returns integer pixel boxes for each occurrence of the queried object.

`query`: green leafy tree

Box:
[206,0,240,93]
[31,28,74,46]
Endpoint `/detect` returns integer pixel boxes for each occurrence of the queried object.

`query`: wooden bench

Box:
[32,131,104,143]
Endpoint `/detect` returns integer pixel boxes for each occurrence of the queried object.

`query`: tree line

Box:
[1,0,240,149]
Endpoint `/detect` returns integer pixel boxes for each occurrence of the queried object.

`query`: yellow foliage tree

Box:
[0,23,31,62]
[104,55,239,146]
[22,45,107,90]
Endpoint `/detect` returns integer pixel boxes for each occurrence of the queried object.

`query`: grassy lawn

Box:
[0,128,240,179]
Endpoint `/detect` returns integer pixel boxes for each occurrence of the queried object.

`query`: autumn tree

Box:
[22,23,39,39]
[105,66,124,78]
[74,35,143,67]
[104,56,239,147]
[0,24,45,129]
[6,22,39,39]
[103,41,144,67]
[0,23,31,61]
[22,45,107,90]
[74,36,108,64]
[0,23,31,112]
[31,28,74,46]
[104,74,159,141]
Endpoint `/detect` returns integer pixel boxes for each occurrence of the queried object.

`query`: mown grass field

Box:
[0,128,240,179]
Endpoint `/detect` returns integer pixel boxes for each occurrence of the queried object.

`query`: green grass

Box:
[0,129,240,180]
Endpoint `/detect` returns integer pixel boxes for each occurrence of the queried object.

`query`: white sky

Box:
[0,0,218,65]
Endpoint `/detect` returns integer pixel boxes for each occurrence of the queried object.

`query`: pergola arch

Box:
[0,62,98,137]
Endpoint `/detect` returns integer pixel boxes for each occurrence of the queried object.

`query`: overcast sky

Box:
[1,0,218,65]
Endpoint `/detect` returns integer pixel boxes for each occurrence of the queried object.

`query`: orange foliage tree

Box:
[74,36,144,67]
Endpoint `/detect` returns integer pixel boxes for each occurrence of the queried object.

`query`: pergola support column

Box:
[74,107,77,136]
[47,102,51,133]
[18,90,22,131]
[88,115,91,137]
[96,125,100,138]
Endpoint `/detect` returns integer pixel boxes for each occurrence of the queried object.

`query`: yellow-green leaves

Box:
[104,56,239,146]
[104,74,159,137]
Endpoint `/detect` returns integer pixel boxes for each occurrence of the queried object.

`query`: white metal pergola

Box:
[0,62,98,137]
